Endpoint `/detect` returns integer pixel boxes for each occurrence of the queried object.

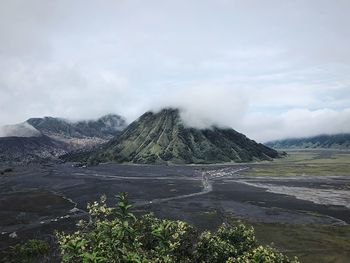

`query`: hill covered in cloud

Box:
[266,134,350,149]
[67,108,280,164]
[0,0,349,143]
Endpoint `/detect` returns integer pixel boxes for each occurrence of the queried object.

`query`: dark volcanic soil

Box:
[0,163,349,254]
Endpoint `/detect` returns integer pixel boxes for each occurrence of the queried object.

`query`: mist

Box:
[1,0,350,142]
[148,84,350,142]
[0,122,41,137]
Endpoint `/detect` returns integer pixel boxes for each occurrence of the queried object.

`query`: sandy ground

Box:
[0,162,349,261]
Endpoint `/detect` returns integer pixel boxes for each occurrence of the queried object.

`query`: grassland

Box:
[238,150,350,262]
[250,222,350,263]
[243,149,350,177]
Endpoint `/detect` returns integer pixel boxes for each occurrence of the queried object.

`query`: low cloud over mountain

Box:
[1,1,349,142]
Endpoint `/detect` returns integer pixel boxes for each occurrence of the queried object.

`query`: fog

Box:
[1,0,350,142]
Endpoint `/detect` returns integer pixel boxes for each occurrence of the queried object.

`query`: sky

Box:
[0,0,350,142]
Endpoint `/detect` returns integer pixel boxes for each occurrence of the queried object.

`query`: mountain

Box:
[27,114,126,139]
[266,134,350,149]
[71,108,280,164]
[1,114,127,150]
[0,114,127,164]
[0,135,67,164]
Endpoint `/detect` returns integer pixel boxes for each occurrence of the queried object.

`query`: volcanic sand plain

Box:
[0,150,349,262]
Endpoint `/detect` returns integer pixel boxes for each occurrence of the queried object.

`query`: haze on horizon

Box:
[0,0,349,142]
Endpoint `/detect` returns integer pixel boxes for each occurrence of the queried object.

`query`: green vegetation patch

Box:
[243,150,350,177]
[249,222,350,263]
[0,167,14,175]
[3,239,50,263]
[56,193,298,263]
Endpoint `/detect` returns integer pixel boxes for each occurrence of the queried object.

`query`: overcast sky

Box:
[1,0,350,142]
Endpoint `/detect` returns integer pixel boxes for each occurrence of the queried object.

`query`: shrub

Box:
[193,223,257,262]
[0,168,14,175]
[57,193,299,263]
[4,239,49,263]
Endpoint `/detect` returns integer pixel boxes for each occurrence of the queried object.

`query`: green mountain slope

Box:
[74,109,280,164]
[266,134,350,149]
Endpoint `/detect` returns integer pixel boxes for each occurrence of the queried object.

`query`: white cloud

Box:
[240,108,350,142]
[0,62,131,124]
[0,0,350,142]
[150,82,249,129]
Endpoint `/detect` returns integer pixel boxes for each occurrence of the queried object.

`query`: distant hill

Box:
[0,136,67,164]
[1,114,127,150]
[27,114,126,140]
[70,108,280,164]
[0,114,127,164]
[266,134,350,149]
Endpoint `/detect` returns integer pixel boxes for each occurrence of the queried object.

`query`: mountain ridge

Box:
[71,108,280,164]
[266,133,350,149]
[0,114,127,164]
[0,135,67,164]
[27,114,126,139]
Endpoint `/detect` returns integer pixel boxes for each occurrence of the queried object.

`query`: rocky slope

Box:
[72,108,280,164]
[26,114,126,149]
[266,134,350,149]
[0,114,127,163]
[27,114,126,139]
[0,136,67,164]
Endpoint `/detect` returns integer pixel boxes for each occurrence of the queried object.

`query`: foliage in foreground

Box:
[0,167,14,175]
[3,239,50,263]
[56,193,298,263]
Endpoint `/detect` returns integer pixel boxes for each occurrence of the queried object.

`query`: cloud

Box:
[0,122,41,137]
[0,62,131,124]
[0,0,349,142]
[150,82,249,129]
[240,108,350,142]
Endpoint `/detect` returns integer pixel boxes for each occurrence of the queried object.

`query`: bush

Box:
[4,239,49,263]
[57,193,299,263]
[0,168,14,175]
[193,223,257,262]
